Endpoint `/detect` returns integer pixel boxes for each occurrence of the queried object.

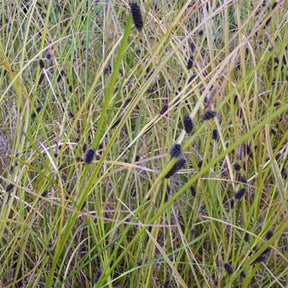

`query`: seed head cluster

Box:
[129,2,143,31]
[235,187,246,200]
[84,148,95,164]
[165,156,186,178]
[224,263,233,275]
[183,114,194,134]
[203,110,217,120]
[6,183,14,192]
[212,128,218,140]
[170,143,182,158]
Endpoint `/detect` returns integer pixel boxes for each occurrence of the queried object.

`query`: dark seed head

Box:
[235,188,246,200]
[274,100,281,107]
[46,53,52,60]
[238,175,247,184]
[39,59,45,69]
[265,16,272,27]
[212,128,219,140]
[38,72,45,85]
[188,73,197,84]
[266,230,273,240]
[233,162,241,171]
[281,167,287,180]
[198,160,203,169]
[31,106,42,118]
[252,254,266,265]
[282,54,287,66]
[94,269,102,284]
[122,97,132,109]
[275,153,281,161]
[191,228,197,235]
[111,118,121,129]
[202,110,217,120]
[164,156,187,178]
[244,232,250,242]
[6,183,14,192]
[160,104,168,115]
[104,64,112,75]
[190,185,196,197]
[240,271,246,279]
[271,2,278,9]
[83,143,87,153]
[262,247,271,255]
[57,70,65,82]
[190,41,196,53]
[84,148,95,164]
[170,143,182,158]
[224,263,233,275]
[187,56,194,70]
[274,57,279,64]
[129,2,143,31]
[41,190,48,197]
[163,280,170,288]
[183,114,194,133]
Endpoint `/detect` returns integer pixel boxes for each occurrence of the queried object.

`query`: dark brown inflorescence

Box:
[129,2,143,31]
[84,148,95,164]
[183,114,194,133]
[212,128,219,140]
[165,156,186,178]
[266,230,273,240]
[6,183,14,192]
[170,143,182,158]
[235,188,246,200]
[190,185,196,197]
[224,263,233,275]
[203,110,217,120]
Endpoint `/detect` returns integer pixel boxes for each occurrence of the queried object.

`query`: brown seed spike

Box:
[202,110,217,120]
[244,232,250,242]
[129,2,143,31]
[165,156,186,178]
[57,70,65,83]
[233,162,241,171]
[251,254,266,265]
[94,269,102,284]
[6,183,14,192]
[170,143,182,158]
[266,230,273,240]
[38,72,45,85]
[159,104,168,115]
[41,190,48,197]
[84,148,95,164]
[39,59,45,69]
[212,128,219,140]
[187,56,194,70]
[235,188,246,200]
[224,263,233,275]
[190,185,196,197]
[183,114,194,133]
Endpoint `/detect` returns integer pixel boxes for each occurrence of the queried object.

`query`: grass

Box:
[0,0,288,287]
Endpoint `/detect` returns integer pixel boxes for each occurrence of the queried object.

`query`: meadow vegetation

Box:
[0,0,288,287]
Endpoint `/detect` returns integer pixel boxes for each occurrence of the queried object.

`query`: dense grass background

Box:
[0,0,288,287]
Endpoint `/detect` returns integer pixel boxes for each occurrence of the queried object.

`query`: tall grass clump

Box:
[0,0,288,287]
